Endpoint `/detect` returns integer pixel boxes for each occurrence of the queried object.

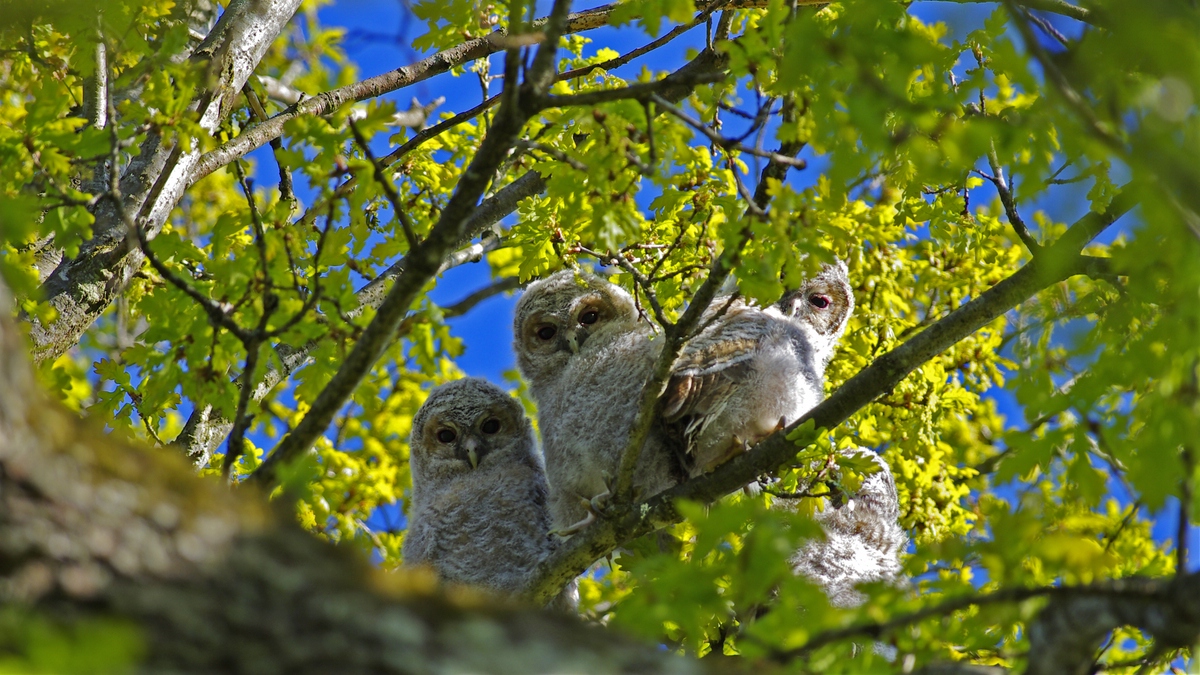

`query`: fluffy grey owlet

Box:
[513,270,680,532]
[402,377,574,610]
[788,448,908,608]
[662,261,855,477]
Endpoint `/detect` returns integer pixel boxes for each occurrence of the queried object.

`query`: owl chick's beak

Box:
[567,328,588,354]
[462,436,482,469]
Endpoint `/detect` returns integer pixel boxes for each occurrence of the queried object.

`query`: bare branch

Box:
[984,143,1040,255]
[516,139,589,172]
[649,94,807,169]
[539,71,727,109]
[347,118,420,250]
[442,277,523,318]
[571,245,671,329]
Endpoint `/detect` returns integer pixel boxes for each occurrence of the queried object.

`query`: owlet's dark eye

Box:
[481,419,501,434]
[579,309,599,325]
[536,325,557,341]
[808,294,831,309]
[436,429,457,443]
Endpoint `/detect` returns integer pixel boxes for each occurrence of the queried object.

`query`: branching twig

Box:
[515,139,589,172]
[573,245,671,329]
[983,143,1040,255]
[650,94,806,169]
[442,276,522,318]
[242,81,295,203]
[347,118,420,250]
[540,71,727,109]
[558,0,727,81]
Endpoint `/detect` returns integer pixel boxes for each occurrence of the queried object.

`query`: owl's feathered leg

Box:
[548,491,609,537]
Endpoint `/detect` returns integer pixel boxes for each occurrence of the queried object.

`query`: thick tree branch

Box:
[528,183,1139,605]
[1025,572,1200,675]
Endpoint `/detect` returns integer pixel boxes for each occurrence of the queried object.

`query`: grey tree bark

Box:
[24,0,303,365]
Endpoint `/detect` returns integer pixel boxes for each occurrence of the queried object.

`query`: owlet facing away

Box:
[403,377,573,609]
[663,262,855,476]
[513,270,680,531]
[788,448,907,607]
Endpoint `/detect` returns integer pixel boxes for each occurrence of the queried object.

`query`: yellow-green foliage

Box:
[1,0,1197,671]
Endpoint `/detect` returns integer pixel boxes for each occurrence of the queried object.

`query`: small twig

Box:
[1026,9,1070,46]
[1181,445,1194,575]
[233,160,272,281]
[645,221,693,282]
[1102,503,1140,555]
[259,204,331,341]
[347,118,420,251]
[728,157,768,220]
[242,81,295,203]
[642,99,657,174]
[378,94,501,169]
[515,139,589,172]
[760,488,825,499]
[573,245,671,329]
[222,333,264,482]
[984,143,1040,255]
[139,412,165,447]
[649,94,806,169]
[539,70,727,109]
[442,276,523,318]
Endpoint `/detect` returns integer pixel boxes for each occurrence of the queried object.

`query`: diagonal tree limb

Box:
[246,0,578,488]
[527,183,1139,605]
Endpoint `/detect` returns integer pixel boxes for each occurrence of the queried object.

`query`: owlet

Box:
[662,262,855,476]
[513,270,681,532]
[403,377,573,609]
[788,448,908,607]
